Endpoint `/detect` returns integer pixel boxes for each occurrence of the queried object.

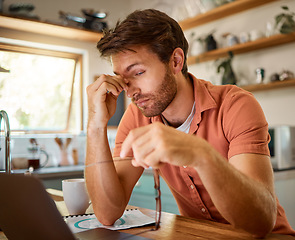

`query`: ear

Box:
[171,48,184,75]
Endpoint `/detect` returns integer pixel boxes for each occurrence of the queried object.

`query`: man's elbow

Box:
[91,199,126,226]
[95,212,120,226]
[92,204,124,226]
[252,222,275,239]
[248,212,277,238]
[231,207,277,238]
[98,217,116,226]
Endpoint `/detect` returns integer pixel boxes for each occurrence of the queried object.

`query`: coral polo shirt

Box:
[113,74,295,236]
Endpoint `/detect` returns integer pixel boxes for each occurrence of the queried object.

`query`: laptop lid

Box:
[0,174,151,240]
[0,173,75,240]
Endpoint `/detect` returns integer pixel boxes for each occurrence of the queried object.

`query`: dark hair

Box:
[97,9,189,78]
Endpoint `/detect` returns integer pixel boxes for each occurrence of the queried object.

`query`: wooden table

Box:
[123,208,295,240]
[1,189,294,240]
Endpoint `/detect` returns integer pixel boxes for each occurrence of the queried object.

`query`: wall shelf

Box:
[241,79,295,92]
[187,32,295,65]
[180,1,295,93]
[179,0,278,30]
[0,14,102,43]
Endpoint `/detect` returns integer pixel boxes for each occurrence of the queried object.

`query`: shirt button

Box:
[201,208,206,213]
[190,185,194,189]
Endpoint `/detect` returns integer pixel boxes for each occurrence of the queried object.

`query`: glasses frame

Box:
[153,169,161,230]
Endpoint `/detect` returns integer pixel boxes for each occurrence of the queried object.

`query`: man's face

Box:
[112,46,177,117]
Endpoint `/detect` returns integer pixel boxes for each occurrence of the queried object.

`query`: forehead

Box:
[111,46,160,74]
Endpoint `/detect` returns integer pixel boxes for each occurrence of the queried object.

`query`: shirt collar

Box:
[151,73,217,131]
[189,73,217,133]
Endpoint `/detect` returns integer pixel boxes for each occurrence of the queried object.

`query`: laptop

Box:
[0,173,151,240]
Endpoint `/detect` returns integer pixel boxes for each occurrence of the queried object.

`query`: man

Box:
[85,9,295,238]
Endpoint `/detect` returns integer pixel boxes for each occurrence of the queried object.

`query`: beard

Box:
[132,66,177,117]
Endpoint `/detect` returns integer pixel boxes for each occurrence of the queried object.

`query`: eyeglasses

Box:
[153,168,161,230]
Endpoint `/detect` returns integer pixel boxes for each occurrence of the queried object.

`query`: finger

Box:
[100,81,122,97]
[133,147,165,169]
[88,74,126,95]
[144,149,165,169]
[105,75,127,93]
[87,75,108,93]
[112,75,128,91]
[131,159,149,169]
[131,133,155,167]
[101,74,128,93]
[120,126,151,158]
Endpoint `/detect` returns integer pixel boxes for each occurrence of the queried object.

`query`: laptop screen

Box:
[0,173,75,240]
[0,174,151,240]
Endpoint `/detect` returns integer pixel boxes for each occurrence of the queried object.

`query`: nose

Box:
[126,87,139,98]
[125,80,140,98]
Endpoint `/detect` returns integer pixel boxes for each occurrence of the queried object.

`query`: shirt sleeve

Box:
[222,88,270,159]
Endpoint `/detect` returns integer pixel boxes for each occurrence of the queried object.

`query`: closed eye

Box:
[135,71,145,76]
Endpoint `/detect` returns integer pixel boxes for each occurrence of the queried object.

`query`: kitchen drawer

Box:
[128,193,179,214]
[133,173,173,196]
[129,172,179,214]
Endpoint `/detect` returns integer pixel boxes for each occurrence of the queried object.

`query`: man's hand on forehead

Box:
[98,74,128,96]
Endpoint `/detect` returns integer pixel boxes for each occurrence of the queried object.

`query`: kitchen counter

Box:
[11,165,85,179]
[10,164,295,179]
[11,165,85,190]
[9,165,295,184]
[274,168,295,181]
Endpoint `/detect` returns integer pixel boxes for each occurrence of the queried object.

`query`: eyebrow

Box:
[113,63,141,75]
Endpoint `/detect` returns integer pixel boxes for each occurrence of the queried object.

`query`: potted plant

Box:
[275,6,295,34]
[216,51,236,85]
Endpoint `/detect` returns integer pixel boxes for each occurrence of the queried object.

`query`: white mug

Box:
[62,178,90,215]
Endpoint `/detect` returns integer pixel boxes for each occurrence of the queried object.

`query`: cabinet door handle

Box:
[135,181,141,187]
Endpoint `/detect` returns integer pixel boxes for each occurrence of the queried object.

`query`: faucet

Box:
[0,110,11,174]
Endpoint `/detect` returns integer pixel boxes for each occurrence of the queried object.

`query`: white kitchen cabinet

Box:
[128,171,179,215]
[274,170,295,229]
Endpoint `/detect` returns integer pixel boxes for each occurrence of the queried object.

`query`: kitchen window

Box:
[0,41,84,133]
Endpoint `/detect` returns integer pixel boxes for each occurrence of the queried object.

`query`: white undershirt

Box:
[161,102,196,133]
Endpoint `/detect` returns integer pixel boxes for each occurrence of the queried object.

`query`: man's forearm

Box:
[85,127,127,225]
[195,152,277,238]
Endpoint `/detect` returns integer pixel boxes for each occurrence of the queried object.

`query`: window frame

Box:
[0,42,84,134]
